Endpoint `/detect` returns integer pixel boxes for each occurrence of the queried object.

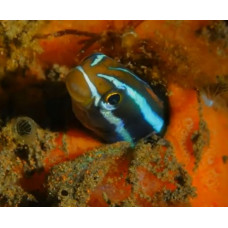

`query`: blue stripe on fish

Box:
[76,65,133,144]
[100,110,133,145]
[108,66,145,83]
[76,66,100,106]
[97,73,164,133]
[90,54,106,67]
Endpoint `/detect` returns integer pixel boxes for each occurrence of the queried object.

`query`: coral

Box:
[0,21,45,75]
[0,20,228,206]
[47,141,195,206]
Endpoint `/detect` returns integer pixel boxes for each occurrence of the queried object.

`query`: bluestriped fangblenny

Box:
[66,53,169,145]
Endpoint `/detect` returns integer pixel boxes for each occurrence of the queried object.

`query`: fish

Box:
[66,53,169,145]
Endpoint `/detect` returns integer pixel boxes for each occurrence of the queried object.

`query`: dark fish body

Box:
[66,53,169,145]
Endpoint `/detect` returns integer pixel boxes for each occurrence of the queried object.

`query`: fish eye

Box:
[106,92,121,105]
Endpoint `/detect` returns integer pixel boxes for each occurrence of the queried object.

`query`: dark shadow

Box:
[0,72,83,132]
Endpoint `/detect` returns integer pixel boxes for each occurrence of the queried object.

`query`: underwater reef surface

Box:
[0,20,228,206]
